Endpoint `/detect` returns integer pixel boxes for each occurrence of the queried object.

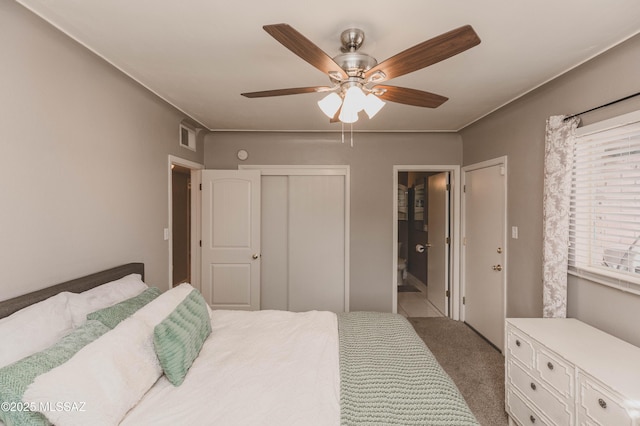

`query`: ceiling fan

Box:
[241,23,481,124]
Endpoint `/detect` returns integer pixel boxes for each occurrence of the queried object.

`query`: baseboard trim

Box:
[464,322,502,354]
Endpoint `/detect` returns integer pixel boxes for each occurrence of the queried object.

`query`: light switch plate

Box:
[511,226,518,239]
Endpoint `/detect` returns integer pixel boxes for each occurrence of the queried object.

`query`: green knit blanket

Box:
[337,312,479,425]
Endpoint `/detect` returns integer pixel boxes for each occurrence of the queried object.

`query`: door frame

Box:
[460,156,508,327]
[168,155,203,292]
[392,165,461,319]
[240,165,351,311]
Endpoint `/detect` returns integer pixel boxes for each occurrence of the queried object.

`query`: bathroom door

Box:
[426,172,449,316]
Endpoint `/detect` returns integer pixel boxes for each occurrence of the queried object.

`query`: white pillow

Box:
[23,316,162,426]
[0,292,74,368]
[132,283,198,328]
[67,274,148,327]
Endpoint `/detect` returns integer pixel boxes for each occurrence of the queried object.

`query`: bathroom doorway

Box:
[168,155,203,291]
[171,165,191,286]
[392,166,462,320]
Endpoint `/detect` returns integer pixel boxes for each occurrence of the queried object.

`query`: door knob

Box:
[492,264,503,271]
[252,254,260,259]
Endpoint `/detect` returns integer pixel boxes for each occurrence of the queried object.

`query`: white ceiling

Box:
[17,0,640,132]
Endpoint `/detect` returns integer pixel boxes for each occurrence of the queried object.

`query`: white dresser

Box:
[506,318,640,426]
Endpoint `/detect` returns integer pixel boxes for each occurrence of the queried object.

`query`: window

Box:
[569,113,640,293]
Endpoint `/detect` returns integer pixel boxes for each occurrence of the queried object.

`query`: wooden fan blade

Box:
[375,85,448,108]
[263,24,348,80]
[241,86,331,98]
[330,106,342,123]
[365,25,480,82]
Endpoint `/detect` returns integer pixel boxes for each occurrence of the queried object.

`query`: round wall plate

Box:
[237,149,249,161]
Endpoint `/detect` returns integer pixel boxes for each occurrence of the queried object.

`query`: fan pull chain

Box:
[350,123,354,147]
[338,122,355,148]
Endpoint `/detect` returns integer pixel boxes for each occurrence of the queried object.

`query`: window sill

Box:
[568,268,640,297]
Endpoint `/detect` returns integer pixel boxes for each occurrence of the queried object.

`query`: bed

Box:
[0,263,478,425]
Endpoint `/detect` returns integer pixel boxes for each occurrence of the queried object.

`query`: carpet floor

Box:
[408,317,508,426]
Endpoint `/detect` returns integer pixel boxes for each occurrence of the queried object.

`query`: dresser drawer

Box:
[507,326,535,370]
[507,388,553,426]
[536,347,574,399]
[509,360,573,425]
[578,374,634,426]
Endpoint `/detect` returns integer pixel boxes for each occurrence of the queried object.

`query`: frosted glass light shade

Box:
[317,93,342,118]
[364,93,385,119]
[318,86,383,124]
[342,86,366,113]
[339,86,367,123]
[339,107,359,123]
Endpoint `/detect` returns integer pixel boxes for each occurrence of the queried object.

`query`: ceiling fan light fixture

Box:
[244,23,481,126]
[339,86,365,123]
[343,85,366,111]
[318,92,342,118]
[338,107,359,124]
[364,93,385,119]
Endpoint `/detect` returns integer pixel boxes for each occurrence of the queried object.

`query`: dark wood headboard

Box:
[0,263,144,319]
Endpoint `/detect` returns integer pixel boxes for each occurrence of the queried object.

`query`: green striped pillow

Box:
[153,289,212,386]
[0,320,109,426]
[87,287,161,329]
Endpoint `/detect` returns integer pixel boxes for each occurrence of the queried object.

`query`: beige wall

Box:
[0,1,203,300]
[204,132,462,311]
[460,34,640,345]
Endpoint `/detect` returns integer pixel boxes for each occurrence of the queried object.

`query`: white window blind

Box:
[569,117,640,294]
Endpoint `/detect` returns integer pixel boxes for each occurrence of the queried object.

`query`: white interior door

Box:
[463,160,506,350]
[427,172,450,316]
[201,170,261,310]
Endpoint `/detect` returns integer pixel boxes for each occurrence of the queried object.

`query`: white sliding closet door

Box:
[261,176,289,311]
[289,175,345,312]
[256,167,349,313]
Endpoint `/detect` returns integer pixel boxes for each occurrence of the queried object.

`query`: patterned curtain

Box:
[542,115,580,318]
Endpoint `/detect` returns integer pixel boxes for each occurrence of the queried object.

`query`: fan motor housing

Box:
[340,28,365,52]
[334,28,377,78]
[333,52,377,77]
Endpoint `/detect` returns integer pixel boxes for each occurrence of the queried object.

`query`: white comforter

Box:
[120,309,340,426]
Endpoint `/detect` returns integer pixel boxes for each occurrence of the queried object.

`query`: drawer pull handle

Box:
[516,339,521,347]
[547,362,554,370]
[598,398,607,409]
[529,414,536,423]
[530,382,537,391]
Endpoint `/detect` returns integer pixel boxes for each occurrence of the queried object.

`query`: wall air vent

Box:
[179,123,196,151]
